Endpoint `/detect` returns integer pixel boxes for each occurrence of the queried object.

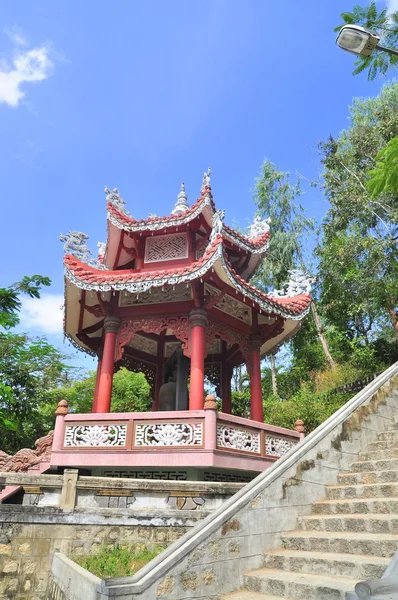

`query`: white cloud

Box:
[4,24,29,47]
[19,294,64,336]
[0,29,54,107]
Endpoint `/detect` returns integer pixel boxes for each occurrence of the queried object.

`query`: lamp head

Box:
[336,24,380,57]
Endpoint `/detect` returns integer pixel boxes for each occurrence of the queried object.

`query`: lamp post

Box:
[336,24,398,58]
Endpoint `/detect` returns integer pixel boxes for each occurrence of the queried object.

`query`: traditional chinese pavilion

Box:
[52,170,311,480]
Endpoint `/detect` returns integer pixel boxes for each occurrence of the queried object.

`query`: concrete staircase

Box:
[222,397,398,600]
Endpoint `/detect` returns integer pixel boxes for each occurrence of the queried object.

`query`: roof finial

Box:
[201,167,211,193]
[104,186,132,217]
[171,182,189,216]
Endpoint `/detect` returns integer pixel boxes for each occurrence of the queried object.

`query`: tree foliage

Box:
[318,82,398,342]
[367,136,398,196]
[335,2,398,80]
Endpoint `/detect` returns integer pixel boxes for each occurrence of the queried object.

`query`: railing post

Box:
[52,400,68,451]
[204,394,217,450]
[60,469,78,510]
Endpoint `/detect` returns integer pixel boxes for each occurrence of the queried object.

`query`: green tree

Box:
[367,136,398,196]
[45,367,152,418]
[0,333,71,453]
[318,82,398,343]
[335,2,398,80]
[252,160,336,369]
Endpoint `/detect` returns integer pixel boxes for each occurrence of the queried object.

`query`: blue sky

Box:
[0,0,393,368]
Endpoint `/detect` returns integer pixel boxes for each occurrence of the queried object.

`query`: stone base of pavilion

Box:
[51,404,303,482]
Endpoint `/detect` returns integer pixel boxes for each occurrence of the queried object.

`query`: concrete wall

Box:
[48,364,398,600]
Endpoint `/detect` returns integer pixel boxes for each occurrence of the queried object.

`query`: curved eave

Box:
[106,190,215,233]
[222,224,270,255]
[63,237,310,322]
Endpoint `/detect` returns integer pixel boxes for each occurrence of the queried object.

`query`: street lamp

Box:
[336,24,398,57]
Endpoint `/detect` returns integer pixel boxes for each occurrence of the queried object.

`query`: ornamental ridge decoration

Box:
[107,195,214,233]
[134,422,203,447]
[144,233,188,263]
[268,269,314,299]
[64,238,223,295]
[217,424,260,454]
[265,435,296,457]
[60,231,107,270]
[64,424,127,447]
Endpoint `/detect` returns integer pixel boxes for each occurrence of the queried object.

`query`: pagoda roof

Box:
[64,234,310,320]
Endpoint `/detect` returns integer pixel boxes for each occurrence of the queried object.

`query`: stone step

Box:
[312,497,398,515]
[221,591,289,600]
[281,530,398,557]
[377,430,398,442]
[360,448,398,461]
[299,513,398,534]
[367,440,398,452]
[243,568,358,600]
[326,482,398,500]
[349,457,398,473]
[338,470,398,485]
[263,549,389,580]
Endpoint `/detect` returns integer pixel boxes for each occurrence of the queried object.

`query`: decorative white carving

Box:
[201,167,211,192]
[127,334,158,356]
[144,233,188,263]
[104,186,133,217]
[265,436,296,457]
[268,269,314,298]
[134,422,203,447]
[60,231,107,270]
[205,284,252,325]
[120,285,192,306]
[247,215,271,239]
[210,209,225,242]
[171,182,189,216]
[64,424,127,447]
[217,424,260,454]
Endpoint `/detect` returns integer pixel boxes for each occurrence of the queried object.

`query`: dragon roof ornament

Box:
[104,186,133,217]
[201,167,211,193]
[171,182,189,216]
[268,269,314,298]
[248,215,271,239]
[60,231,107,270]
[210,208,225,242]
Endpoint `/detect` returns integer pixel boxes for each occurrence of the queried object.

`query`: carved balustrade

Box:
[53,410,302,460]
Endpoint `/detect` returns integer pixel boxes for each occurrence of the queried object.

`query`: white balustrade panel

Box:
[134,422,203,447]
[217,424,260,454]
[265,436,296,457]
[64,424,127,447]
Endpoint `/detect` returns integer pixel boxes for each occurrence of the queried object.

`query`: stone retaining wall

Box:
[0,505,204,600]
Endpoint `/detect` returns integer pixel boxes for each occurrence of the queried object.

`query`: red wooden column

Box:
[92,351,103,413]
[249,334,264,422]
[96,316,120,413]
[189,308,208,410]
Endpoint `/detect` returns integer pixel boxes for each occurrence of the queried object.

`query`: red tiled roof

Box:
[223,223,270,250]
[64,234,310,318]
[107,188,215,228]
[64,235,223,286]
[224,259,311,316]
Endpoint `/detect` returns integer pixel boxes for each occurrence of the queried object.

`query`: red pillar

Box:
[96,316,120,413]
[92,353,103,413]
[249,334,264,422]
[189,308,207,410]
